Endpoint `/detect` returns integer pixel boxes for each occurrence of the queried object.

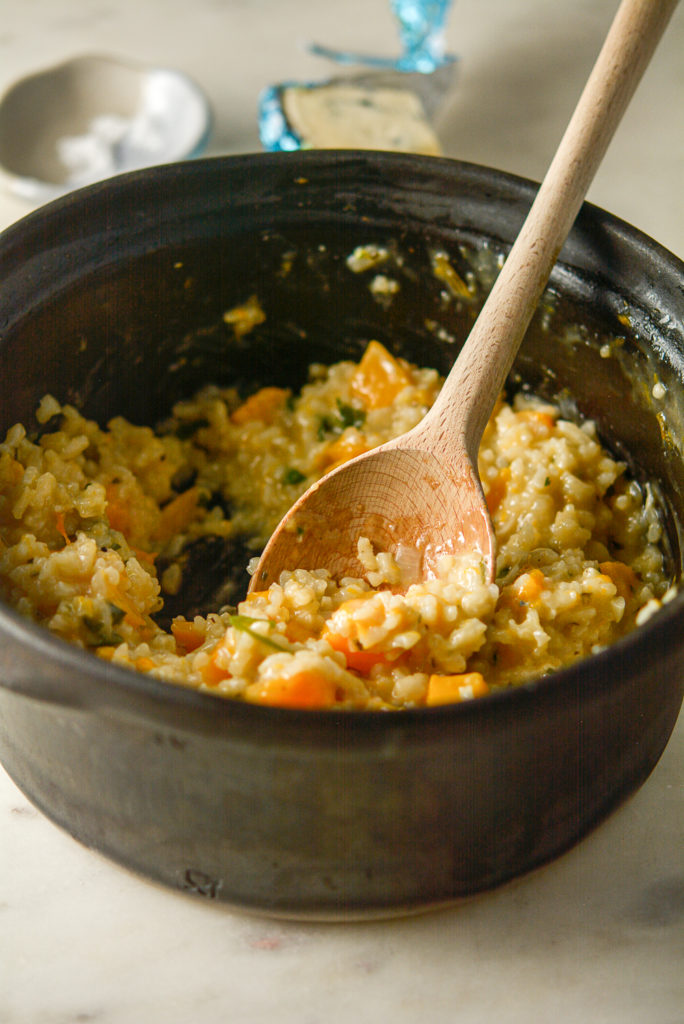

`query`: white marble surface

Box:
[0,1,682,1021]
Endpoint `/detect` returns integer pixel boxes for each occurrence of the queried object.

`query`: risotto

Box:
[0,339,672,710]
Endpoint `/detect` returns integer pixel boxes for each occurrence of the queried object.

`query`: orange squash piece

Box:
[200,643,232,686]
[55,511,71,545]
[599,560,639,601]
[315,433,370,472]
[485,467,511,515]
[350,341,412,410]
[231,387,289,426]
[246,671,338,709]
[105,580,147,630]
[135,656,157,673]
[153,487,200,544]
[516,408,556,435]
[171,617,206,652]
[323,629,388,675]
[105,482,133,536]
[500,569,546,614]
[426,672,489,706]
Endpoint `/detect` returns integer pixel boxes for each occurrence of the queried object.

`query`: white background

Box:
[0,2,682,1022]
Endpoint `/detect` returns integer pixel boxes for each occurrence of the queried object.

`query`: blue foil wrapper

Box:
[259,0,455,152]
[311,0,455,73]
[259,84,305,152]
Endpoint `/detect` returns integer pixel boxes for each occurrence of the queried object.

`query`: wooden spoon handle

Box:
[424,0,679,459]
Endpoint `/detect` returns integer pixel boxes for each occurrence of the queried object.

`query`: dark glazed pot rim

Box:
[0,150,682,738]
[1,151,683,344]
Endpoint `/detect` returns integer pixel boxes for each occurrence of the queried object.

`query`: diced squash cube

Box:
[246,671,338,709]
[316,433,369,472]
[485,467,510,515]
[231,387,289,426]
[171,617,205,652]
[598,560,639,601]
[426,672,489,706]
[350,341,412,410]
[153,486,200,543]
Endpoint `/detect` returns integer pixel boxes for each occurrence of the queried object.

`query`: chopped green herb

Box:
[544,476,551,486]
[317,402,366,440]
[283,467,306,486]
[317,415,334,440]
[229,614,289,651]
[82,615,123,646]
[336,399,366,430]
[107,602,126,624]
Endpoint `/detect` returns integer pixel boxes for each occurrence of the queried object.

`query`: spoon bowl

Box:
[253,401,493,588]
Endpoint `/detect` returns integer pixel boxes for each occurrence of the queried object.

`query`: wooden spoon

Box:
[250,0,678,592]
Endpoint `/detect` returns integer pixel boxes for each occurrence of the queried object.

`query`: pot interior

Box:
[1,153,683,586]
